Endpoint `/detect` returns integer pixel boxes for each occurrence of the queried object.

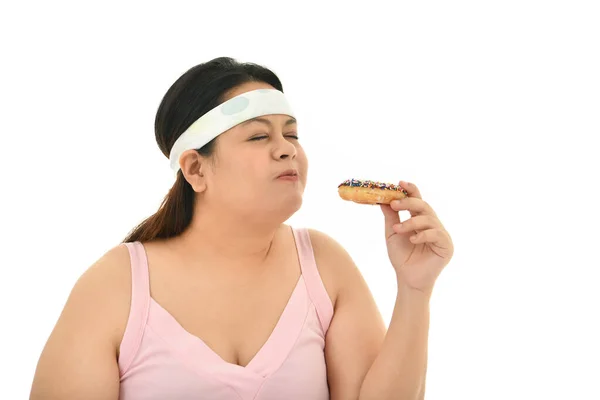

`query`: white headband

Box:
[169,88,296,175]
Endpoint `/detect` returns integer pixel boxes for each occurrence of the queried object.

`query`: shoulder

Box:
[305,228,363,312]
[29,244,132,398]
[306,228,353,267]
[63,243,133,353]
[76,243,132,302]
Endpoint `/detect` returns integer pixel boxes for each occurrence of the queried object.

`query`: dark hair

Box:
[122,57,284,243]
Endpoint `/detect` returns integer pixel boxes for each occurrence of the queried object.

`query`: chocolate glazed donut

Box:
[338,179,409,205]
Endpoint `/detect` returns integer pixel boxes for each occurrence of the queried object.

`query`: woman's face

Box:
[199,81,308,220]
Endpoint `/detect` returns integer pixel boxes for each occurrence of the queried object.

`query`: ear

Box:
[178,149,208,193]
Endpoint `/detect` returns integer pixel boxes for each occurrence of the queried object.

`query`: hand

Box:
[380,181,454,294]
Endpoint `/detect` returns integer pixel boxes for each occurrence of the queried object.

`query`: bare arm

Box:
[310,229,430,400]
[30,245,131,400]
[358,279,430,400]
[309,229,387,400]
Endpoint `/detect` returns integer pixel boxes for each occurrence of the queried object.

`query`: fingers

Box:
[390,197,437,217]
[381,203,402,240]
[400,181,422,199]
[393,215,443,235]
[408,228,452,249]
[381,203,401,223]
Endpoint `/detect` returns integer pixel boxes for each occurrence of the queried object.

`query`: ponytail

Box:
[122,172,196,243]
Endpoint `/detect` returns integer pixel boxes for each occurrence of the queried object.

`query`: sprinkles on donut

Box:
[338,178,409,205]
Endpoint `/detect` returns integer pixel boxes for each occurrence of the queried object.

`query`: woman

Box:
[30,57,453,400]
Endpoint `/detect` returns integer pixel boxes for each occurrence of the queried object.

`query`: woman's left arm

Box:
[319,181,453,400]
[311,229,431,400]
[363,180,453,399]
[358,281,431,400]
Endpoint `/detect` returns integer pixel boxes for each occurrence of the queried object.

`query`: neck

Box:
[175,204,283,269]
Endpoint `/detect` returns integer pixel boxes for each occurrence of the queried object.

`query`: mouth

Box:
[277,169,299,178]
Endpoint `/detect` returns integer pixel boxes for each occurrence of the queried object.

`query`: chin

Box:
[269,193,303,217]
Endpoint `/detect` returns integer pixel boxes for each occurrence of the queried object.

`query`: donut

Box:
[338,178,409,205]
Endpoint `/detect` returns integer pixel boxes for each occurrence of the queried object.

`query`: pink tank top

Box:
[118,227,334,400]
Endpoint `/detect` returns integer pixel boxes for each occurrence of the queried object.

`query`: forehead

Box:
[238,115,297,128]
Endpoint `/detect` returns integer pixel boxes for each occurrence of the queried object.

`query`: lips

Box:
[277,169,299,178]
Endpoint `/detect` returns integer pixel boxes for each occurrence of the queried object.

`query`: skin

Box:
[29,81,390,400]
[171,81,309,272]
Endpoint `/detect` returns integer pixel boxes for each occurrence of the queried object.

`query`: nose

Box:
[272,135,297,160]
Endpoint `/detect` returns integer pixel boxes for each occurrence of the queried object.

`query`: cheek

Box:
[297,147,309,174]
[230,160,265,187]
[211,160,248,189]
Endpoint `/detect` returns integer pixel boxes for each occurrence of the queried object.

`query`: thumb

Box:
[380,203,401,239]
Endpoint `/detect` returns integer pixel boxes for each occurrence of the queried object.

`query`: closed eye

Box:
[249,135,299,141]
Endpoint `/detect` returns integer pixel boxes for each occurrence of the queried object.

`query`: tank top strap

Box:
[118,241,151,376]
[292,227,334,334]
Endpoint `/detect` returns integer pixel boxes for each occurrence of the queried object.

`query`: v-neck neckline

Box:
[147,274,307,378]
[140,227,310,380]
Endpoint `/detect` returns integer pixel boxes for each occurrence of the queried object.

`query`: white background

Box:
[1,1,599,399]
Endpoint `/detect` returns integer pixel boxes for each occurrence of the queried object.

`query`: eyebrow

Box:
[240,117,297,127]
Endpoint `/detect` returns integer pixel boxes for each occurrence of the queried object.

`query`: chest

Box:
[145,242,318,368]
[157,274,303,367]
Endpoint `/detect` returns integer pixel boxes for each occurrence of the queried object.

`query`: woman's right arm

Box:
[29,244,132,400]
